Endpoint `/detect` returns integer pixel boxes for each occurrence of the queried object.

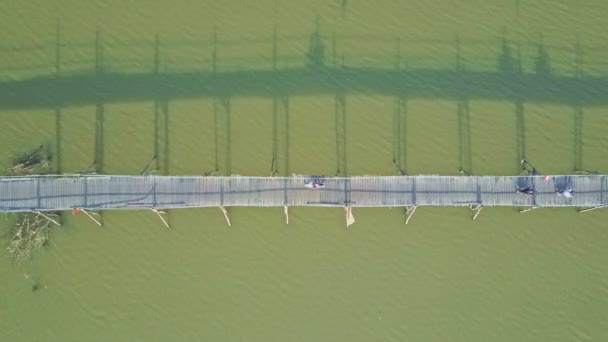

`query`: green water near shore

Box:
[1,1,608,341]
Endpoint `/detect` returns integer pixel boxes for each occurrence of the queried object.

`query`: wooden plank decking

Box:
[0,174,605,213]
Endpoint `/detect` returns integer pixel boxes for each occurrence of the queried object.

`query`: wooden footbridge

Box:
[0,174,606,226]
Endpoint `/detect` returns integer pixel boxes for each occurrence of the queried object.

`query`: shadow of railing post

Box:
[573,39,584,172]
[497,34,527,172]
[153,33,170,175]
[282,96,290,176]
[210,26,219,173]
[456,34,473,175]
[223,97,232,176]
[153,33,159,172]
[271,95,278,176]
[392,39,399,169]
[272,94,290,177]
[212,25,218,74]
[392,38,407,175]
[514,101,525,171]
[334,94,347,176]
[54,19,62,173]
[213,97,220,173]
[162,96,170,177]
[514,43,526,172]
[271,25,278,176]
[94,31,105,174]
[154,33,160,75]
[332,31,346,176]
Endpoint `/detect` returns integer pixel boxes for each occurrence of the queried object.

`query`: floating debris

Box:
[8,145,52,175]
[6,145,58,261]
[8,211,60,261]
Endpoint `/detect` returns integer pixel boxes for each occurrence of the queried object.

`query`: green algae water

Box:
[1,1,608,341]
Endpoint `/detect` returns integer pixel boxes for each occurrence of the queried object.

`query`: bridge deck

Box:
[0,175,605,213]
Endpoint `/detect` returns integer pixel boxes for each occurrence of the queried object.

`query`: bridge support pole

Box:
[79,208,102,227]
[29,211,61,226]
[579,206,608,213]
[219,206,231,227]
[520,206,540,213]
[345,206,355,227]
[404,205,417,225]
[150,208,170,228]
[575,170,599,175]
[470,204,483,220]
[284,205,289,224]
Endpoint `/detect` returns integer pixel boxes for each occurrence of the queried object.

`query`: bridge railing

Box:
[0,174,605,213]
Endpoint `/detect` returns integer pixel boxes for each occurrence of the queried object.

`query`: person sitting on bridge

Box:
[517,186,535,196]
[558,188,574,198]
[304,178,325,189]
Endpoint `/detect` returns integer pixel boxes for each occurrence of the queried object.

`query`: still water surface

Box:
[1,1,607,341]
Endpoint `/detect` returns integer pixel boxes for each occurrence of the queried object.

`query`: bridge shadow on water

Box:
[1,24,606,177]
[0,27,606,110]
[2,62,607,110]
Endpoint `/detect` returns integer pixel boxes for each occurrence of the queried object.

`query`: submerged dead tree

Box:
[5,145,60,261]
